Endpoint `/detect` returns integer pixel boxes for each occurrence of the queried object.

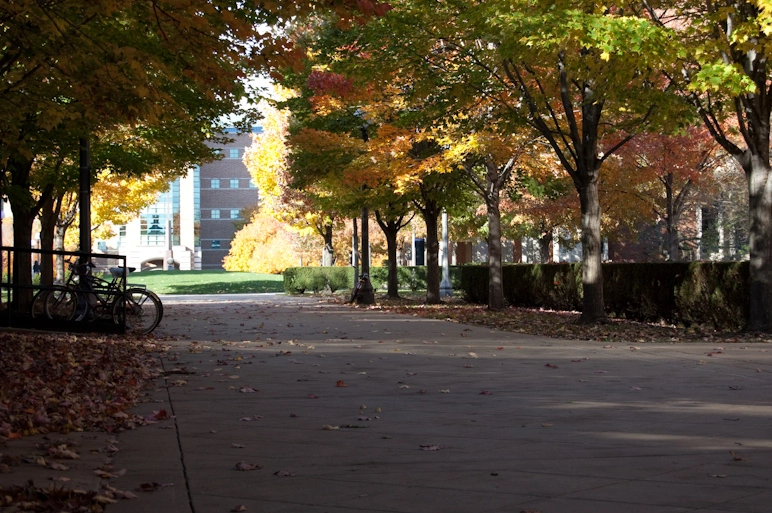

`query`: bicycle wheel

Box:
[112,288,162,335]
[44,286,77,321]
[30,289,49,319]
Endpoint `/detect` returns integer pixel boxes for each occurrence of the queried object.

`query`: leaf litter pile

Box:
[0,330,163,511]
[377,301,772,344]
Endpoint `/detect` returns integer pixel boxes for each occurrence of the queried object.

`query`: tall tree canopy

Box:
[647,1,772,331]
[305,0,686,321]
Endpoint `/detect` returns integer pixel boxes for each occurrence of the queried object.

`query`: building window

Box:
[211,178,220,189]
[140,214,166,246]
[229,148,240,159]
[230,209,240,219]
[249,178,257,189]
[211,209,220,219]
[211,240,221,249]
[230,178,239,189]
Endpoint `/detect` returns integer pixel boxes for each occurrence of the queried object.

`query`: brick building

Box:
[101,129,261,270]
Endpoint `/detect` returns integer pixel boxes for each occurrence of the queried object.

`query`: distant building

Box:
[99,129,261,270]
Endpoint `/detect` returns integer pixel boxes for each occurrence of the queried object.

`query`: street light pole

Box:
[355,124,375,305]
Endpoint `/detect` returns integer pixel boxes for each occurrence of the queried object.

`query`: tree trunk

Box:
[39,195,59,286]
[538,228,553,263]
[745,154,772,331]
[54,193,78,283]
[664,174,678,262]
[422,201,441,304]
[54,223,68,283]
[9,203,36,311]
[6,155,42,311]
[577,175,605,323]
[375,214,401,299]
[321,224,334,266]
[486,180,505,310]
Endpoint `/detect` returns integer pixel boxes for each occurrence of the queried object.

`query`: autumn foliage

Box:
[223,211,315,274]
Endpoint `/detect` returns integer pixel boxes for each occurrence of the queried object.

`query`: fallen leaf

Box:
[545,363,559,369]
[479,390,492,395]
[232,505,247,512]
[138,482,174,492]
[420,445,442,451]
[336,380,347,387]
[234,462,262,471]
[730,451,747,461]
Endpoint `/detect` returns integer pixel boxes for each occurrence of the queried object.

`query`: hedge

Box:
[283,262,749,329]
[283,267,355,294]
[283,266,464,295]
[463,262,749,329]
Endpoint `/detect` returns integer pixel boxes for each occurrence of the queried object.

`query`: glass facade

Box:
[193,165,201,247]
[171,178,180,246]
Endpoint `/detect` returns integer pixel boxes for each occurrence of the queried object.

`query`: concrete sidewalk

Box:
[5,293,772,513]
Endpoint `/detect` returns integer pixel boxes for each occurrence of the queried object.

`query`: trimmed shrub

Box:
[505,264,582,311]
[460,265,489,304]
[283,267,354,294]
[675,262,748,329]
[369,266,429,291]
[603,263,689,323]
[284,266,464,295]
[460,261,750,329]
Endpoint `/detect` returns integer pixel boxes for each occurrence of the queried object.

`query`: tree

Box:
[245,95,350,266]
[437,124,540,309]
[0,0,385,308]
[224,210,314,273]
[647,2,772,330]
[322,0,684,321]
[607,128,723,261]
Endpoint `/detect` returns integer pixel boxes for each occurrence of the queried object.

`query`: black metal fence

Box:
[0,246,129,333]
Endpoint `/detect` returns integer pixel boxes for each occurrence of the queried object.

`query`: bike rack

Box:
[0,247,131,334]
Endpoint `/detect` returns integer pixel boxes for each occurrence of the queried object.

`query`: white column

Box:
[440,209,453,297]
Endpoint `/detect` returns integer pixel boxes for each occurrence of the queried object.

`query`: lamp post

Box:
[355,124,375,305]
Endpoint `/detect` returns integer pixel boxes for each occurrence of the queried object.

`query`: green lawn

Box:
[126,270,285,295]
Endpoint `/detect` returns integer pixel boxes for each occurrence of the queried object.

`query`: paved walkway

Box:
[5,294,772,512]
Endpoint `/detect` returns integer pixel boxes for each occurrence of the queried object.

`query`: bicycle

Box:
[349,273,370,304]
[31,260,163,335]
